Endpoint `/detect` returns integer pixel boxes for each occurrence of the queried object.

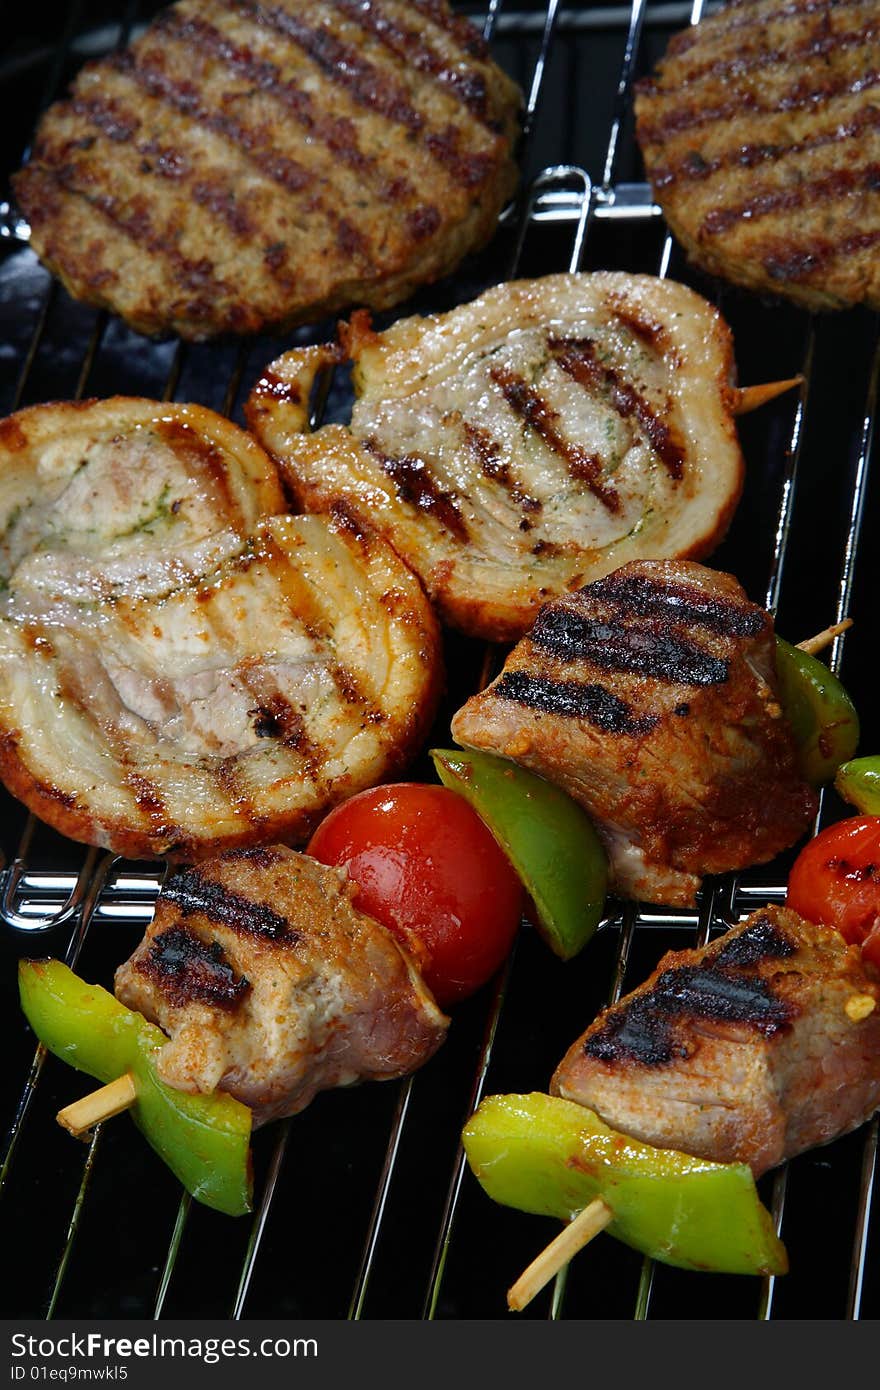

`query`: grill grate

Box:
[1,0,878,1321]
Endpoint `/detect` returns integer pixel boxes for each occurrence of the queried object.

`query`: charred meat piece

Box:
[451,559,816,906]
[552,905,880,1176]
[0,512,442,860]
[115,846,448,1125]
[13,0,521,340]
[635,0,880,311]
[247,273,746,642]
[0,397,284,587]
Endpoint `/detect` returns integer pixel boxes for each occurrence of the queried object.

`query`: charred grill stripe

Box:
[489,365,621,512]
[125,770,179,843]
[327,0,491,119]
[762,225,880,282]
[530,606,730,686]
[651,103,880,191]
[667,0,871,53]
[363,439,469,540]
[229,0,495,185]
[163,864,297,941]
[138,925,249,1010]
[493,670,658,735]
[462,420,542,513]
[407,0,490,59]
[702,160,880,237]
[548,337,686,482]
[152,420,242,527]
[584,960,797,1066]
[638,65,880,144]
[712,916,797,968]
[587,571,766,637]
[660,18,877,94]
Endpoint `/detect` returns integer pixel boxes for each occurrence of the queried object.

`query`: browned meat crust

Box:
[13,0,522,340]
[115,845,448,1124]
[635,0,880,311]
[552,905,880,1175]
[451,559,816,905]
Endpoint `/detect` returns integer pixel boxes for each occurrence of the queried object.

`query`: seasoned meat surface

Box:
[0,398,284,586]
[552,905,880,1175]
[0,512,442,860]
[13,0,521,340]
[451,559,816,905]
[115,846,448,1124]
[248,273,745,641]
[635,0,880,311]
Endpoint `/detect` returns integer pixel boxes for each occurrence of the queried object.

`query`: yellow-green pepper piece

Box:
[19,959,252,1216]
[775,637,859,787]
[431,748,607,961]
[834,755,880,814]
[463,1092,787,1276]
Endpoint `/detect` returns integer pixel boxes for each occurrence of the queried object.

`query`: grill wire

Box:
[1,0,878,1320]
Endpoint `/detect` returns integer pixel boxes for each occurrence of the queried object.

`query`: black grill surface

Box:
[1,0,878,1321]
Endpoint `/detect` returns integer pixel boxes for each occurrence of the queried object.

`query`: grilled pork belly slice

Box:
[246,273,745,642]
[0,511,442,860]
[552,905,880,1176]
[451,559,816,906]
[635,0,880,311]
[0,398,284,585]
[115,846,448,1125]
[13,0,521,340]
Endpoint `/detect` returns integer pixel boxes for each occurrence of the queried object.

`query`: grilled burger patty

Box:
[12,0,522,340]
[552,905,880,1176]
[0,397,285,586]
[115,846,448,1125]
[635,0,880,311]
[451,559,816,906]
[0,511,442,860]
[247,273,746,642]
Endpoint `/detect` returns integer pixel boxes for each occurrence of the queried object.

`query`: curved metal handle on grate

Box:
[0,843,102,934]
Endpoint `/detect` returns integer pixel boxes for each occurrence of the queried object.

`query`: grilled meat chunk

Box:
[635,0,880,311]
[0,398,284,587]
[247,273,746,642]
[451,559,816,906]
[0,512,442,860]
[552,905,880,1176]
[115,846,448,1125]
[13,0,521,340]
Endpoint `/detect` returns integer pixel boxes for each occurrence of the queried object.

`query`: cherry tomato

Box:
[787,815,880,953]
[307,784,523,1007]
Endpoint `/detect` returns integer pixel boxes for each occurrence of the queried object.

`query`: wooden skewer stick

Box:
[728,377,803,415]
[507,1197,614,1312]
[57,1072,138,1139]
[796,618,853,656]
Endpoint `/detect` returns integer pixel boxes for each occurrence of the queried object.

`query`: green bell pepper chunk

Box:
[834,755,880,814]
[463,1092,787,1276]
[775,637,859,787]
[431,748,607,961]
[19,959,252,1216]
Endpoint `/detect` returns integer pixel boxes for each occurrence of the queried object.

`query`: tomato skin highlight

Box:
[787,815,880,950]
[307,784,523,1006]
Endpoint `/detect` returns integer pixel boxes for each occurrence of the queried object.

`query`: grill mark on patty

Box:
[548,336,686,482]
[408,0,490,58]
[637,64,880,144]
[583,959,797,1066]
[667,0,871,54]
[662,17,877,94]
[363,439,469,539]
[702,160,880,237]
[328,0,491,119]
[762,225,880,282]
[138,925,250,1009]
[587,571,766,637]
[493,670,658,735]
[163,863,297,941]
[530,606,730,686]
[462,420,542,514]
[489,365,621,511]
[651,102,880,191]
[229,0,495,186]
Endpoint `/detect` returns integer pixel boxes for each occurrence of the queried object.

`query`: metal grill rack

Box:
[1,0,878,1320]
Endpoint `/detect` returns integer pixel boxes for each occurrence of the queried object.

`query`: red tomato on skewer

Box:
[307,784,523,1007]
[787,815,880,969]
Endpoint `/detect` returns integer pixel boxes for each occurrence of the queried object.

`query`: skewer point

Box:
[507,1197,614,1312]
[56,1072,138,1140]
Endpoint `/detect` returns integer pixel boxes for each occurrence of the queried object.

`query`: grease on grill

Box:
[138,925,249,1010]
[162,863,297,942]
